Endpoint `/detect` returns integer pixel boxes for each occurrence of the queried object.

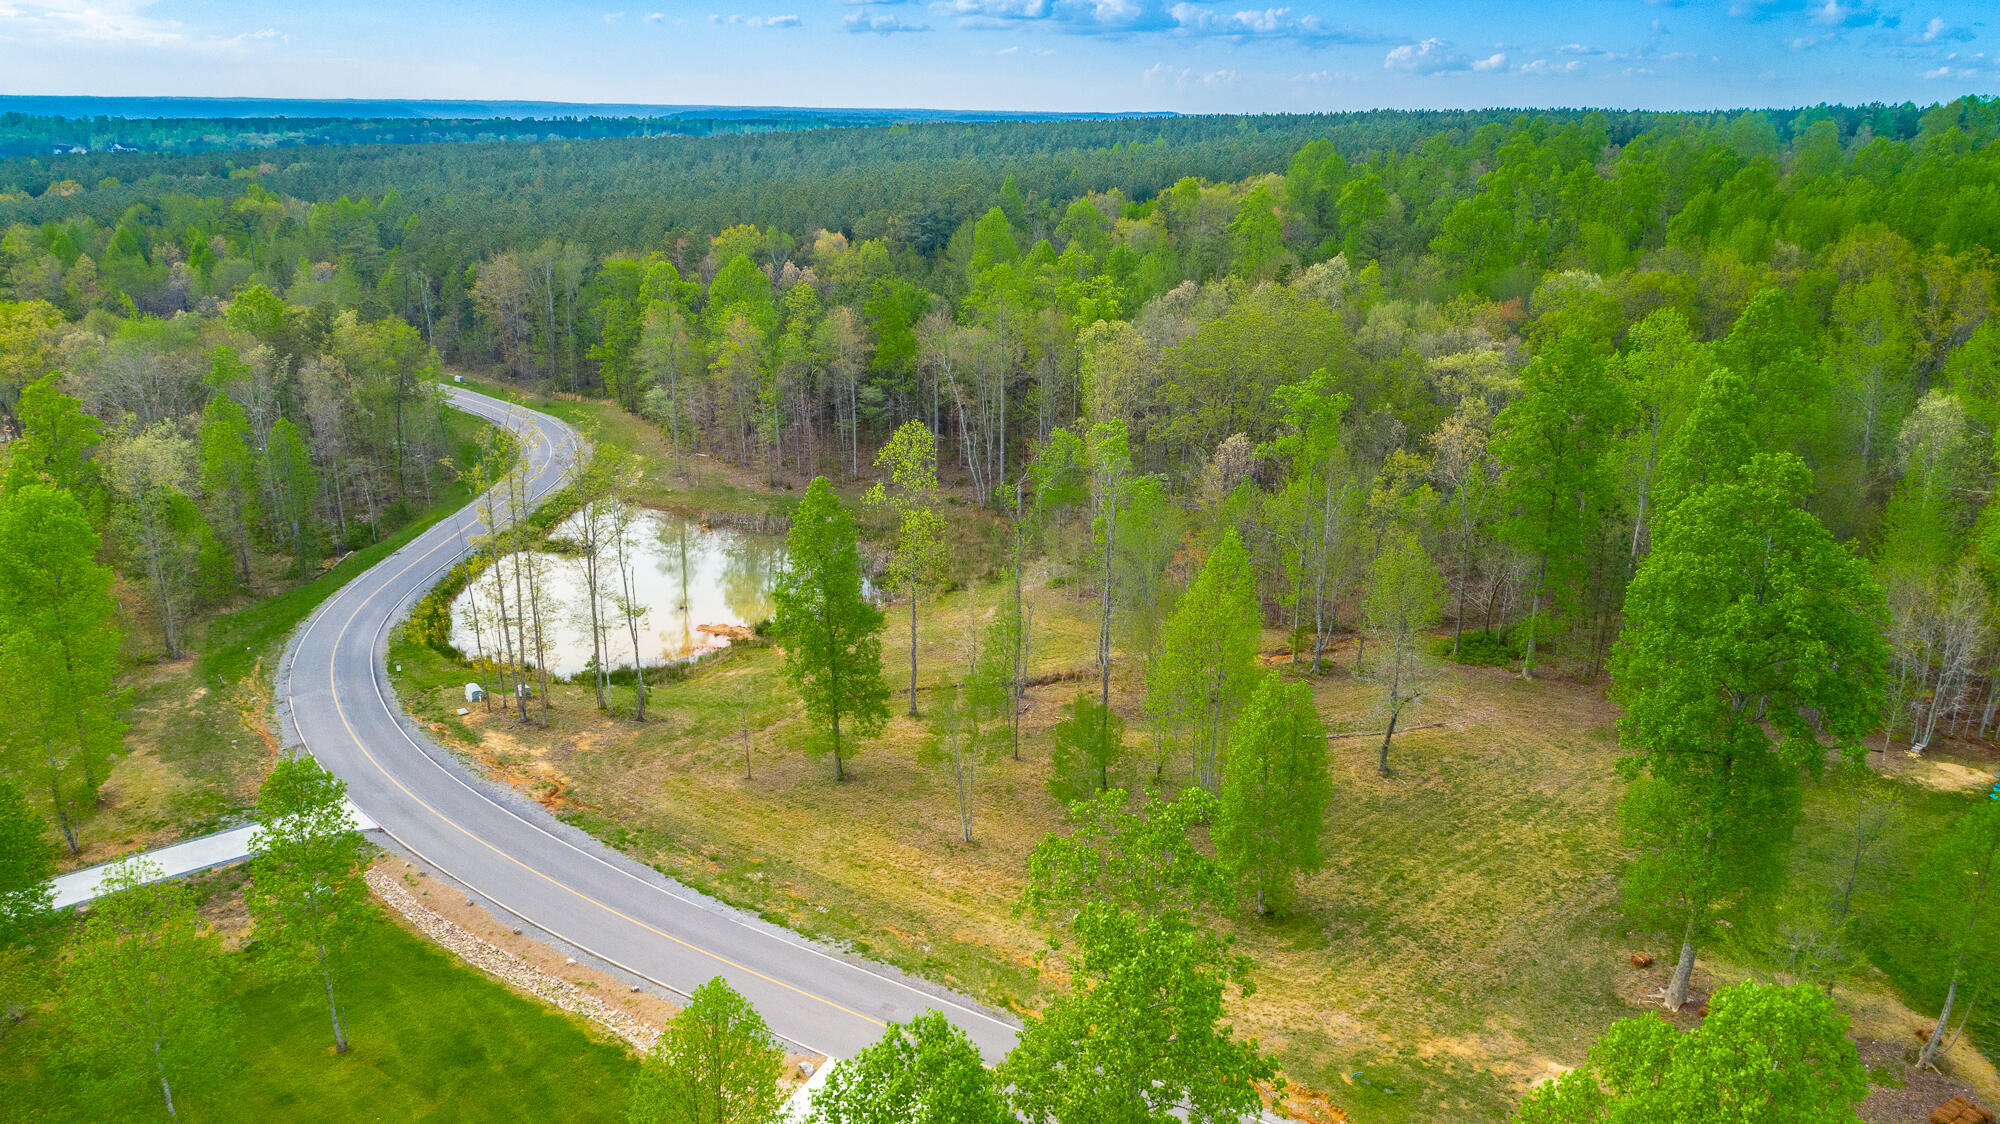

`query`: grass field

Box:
[394,552,2000,1121]
[0,871,638,1124]
[388,375,2000,1119]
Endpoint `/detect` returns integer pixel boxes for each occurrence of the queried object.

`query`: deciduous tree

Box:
[1361,530,1446,775]
[629,976,786,1124]
[63,861,234,1121]
[1492,332,1626,677]
[804,1010,1008,1124]
[247,757,371,1055]
[1612,453,1886,1011]
[1147,528,1261,790]
[866,420,948,717]
[1913,799,1999,1070]
[0,484,126,854]
[1515,981,1867,1124]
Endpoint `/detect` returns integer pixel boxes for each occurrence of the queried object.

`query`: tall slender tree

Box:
[773,478,890,781]
[0,484,126,854]
[1216,672,1330,914]
[1147,528,1261,790]
[866,419,948,717]
[1361,530,1446,775]
[63,861,233,1121]
[1612,452,1886,1011]
[1913,799,1999,1070]
[1491,332,1626,677]
[247,757,371,1055]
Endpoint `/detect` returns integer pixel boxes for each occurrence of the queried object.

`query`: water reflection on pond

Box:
[448,508,782,679]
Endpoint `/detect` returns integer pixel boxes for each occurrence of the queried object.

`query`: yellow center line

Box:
[323,401,887,1031]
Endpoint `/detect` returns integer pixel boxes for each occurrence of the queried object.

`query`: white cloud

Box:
[1202,67,1235,86]
[713,11,802,27]
[1166,3,1328,38]
[1143,61,1189,87]
[845,10,929,31]
[644,11,664,21]
[603,10,625,21]
[0,0,192,47]
[1384,37,1471,74]
[935,0,1051,20]
[1472,52,1506,71]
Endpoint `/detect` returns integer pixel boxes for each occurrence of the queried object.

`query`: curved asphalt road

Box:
[278,386,1019,1061]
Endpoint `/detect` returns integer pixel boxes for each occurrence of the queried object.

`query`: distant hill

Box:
[0,97,1168,157]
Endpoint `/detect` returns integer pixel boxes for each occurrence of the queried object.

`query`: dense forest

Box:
[4,97,2000,1119]
[0,102,1160,158]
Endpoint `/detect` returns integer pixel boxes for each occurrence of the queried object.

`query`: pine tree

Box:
[1147,528,1261,790]
[1217,672,1330,914]
[773,478,889,781]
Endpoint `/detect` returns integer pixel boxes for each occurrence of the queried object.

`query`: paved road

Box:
[279,386,1020,1061]
[51,803,378,909]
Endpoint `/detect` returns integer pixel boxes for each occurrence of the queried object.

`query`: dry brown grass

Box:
[395,574,1655,1121]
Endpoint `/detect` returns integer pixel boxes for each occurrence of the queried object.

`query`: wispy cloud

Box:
[927,0,1363,42]
[1914,16,1972,44]
[1809,0,1893,29]
[710,11,802,26]
[0,0,284,50]
[1142,60,1235,88]
[845,10,930,32]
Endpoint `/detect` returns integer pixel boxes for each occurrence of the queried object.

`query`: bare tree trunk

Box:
[1920,973,1960,1069]
[1520,551,1550,680]
[154,1041,178,1120]
[908,586,920,717]
[323,955,349,1054]
[1665,918,1698,1011]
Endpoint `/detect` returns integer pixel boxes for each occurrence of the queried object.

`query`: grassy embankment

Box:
[0,869,636,1124]
[76,407,508,868]
[398,375,2000,1122]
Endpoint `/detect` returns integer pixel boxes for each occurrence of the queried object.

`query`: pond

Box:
[448,507,784,679]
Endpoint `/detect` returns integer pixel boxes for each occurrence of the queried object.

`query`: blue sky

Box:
[0,0,1992,113]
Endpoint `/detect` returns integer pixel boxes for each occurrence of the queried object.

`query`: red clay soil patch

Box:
[1929,1096,1995,1124]
[1266,1080,1350,1123]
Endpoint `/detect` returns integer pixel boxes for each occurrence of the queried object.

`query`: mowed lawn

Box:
[0,881,637,1124]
